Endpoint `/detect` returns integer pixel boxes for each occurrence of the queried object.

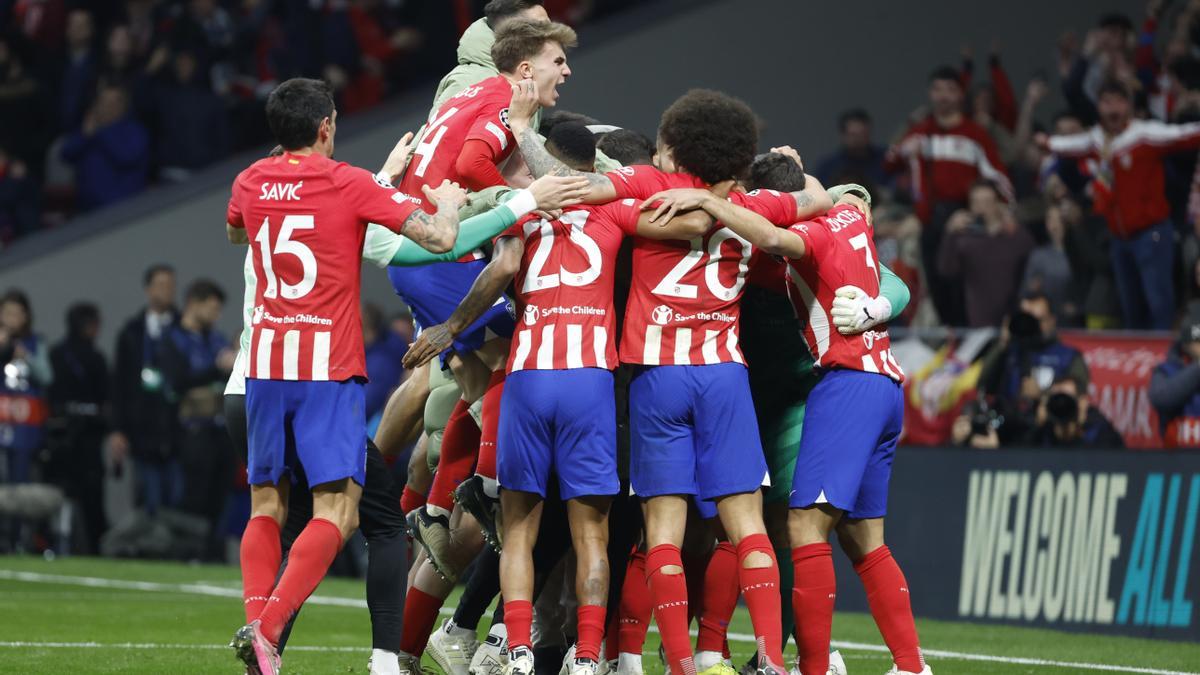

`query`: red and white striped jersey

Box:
[226,152,420,382]
[605,165,799,367]
[1048,119,1200,238]
[888,116,1012,223]
[503,200,641,372]
[786,204,904,382]
[399,74,516,211]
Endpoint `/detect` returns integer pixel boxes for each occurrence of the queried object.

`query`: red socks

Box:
[399,587,446,656]
[792,543,836,675]
[400,485,426,514]
[257,518,343,644]
[426,399,480,511]
[696,542,738,654]
[737,534,784,670]
[576,604,606,661]
[646,544,695,675]
[618,552,652,655]
[504,599,534,651]
[855,545,923,673]
[240,515,282,622]
[474,370,505,480]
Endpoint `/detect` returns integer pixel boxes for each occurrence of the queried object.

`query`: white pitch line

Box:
[1,569,1196,675]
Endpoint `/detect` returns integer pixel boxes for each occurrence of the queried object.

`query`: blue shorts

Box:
[629,363,768,502]
[789,369,903,518]
[245,379,368,488]
[388,260,514,355]
[497,368,618,500]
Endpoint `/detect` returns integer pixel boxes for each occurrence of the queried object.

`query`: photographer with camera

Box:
[975,290,1091,443]
[951,396,1006,448]
[1150,311,1200,447]
[1026,376,1123,448]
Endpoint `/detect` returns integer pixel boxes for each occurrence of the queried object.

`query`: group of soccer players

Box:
[221,3,930,675]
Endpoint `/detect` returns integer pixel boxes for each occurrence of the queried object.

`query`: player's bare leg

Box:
[641,495,693,675]
[375,361,431,458]
[499,489,544,675]
[788,504,841,675]
[835,517,927,674]
[712,491,784,674]
[402,435,433,515]
[566,496,612,672]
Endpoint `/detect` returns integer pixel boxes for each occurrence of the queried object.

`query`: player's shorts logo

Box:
[651,305,673,325]
[524,304,540,325]
[252,305,264,325]
[499,107,511,129]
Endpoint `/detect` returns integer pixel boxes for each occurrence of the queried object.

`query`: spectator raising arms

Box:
[1044,80,1200,330]
[888,66,1014,326]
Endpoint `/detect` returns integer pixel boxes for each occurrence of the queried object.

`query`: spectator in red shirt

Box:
[1046,80,1200,329]
[888,65,1014,326]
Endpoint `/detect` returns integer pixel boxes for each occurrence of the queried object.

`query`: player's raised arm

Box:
[642,188,807,259]
[507,80,619,203]
[398,180,469,253]
[402,235,526,369]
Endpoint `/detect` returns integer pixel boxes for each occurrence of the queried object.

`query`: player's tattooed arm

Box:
[402,236,525,369]
[513,126,618,201]
[508,79,618,203]
[401,180,469,253]
[642,188,807,259]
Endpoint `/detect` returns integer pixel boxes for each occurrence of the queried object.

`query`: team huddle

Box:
[220,3,926,675]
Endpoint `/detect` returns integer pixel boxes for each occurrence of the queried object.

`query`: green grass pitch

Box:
[0,556,1196,674]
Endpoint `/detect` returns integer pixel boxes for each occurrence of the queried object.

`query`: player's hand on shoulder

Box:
[508,78,540,128]
[423,180,469,210]
[831,285,892,334]
[403,323,455,369]
[380,131,416,183]
[528,175,591,211]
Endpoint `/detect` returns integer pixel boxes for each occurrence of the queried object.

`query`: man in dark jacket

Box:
[160,278,234,558]
[1150,312,1200,447]
[111,264,179,514]
[60,83,150,210]
[48,303,109,552]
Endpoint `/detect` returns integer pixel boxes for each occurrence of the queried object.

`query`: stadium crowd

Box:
[0,0,638,241]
